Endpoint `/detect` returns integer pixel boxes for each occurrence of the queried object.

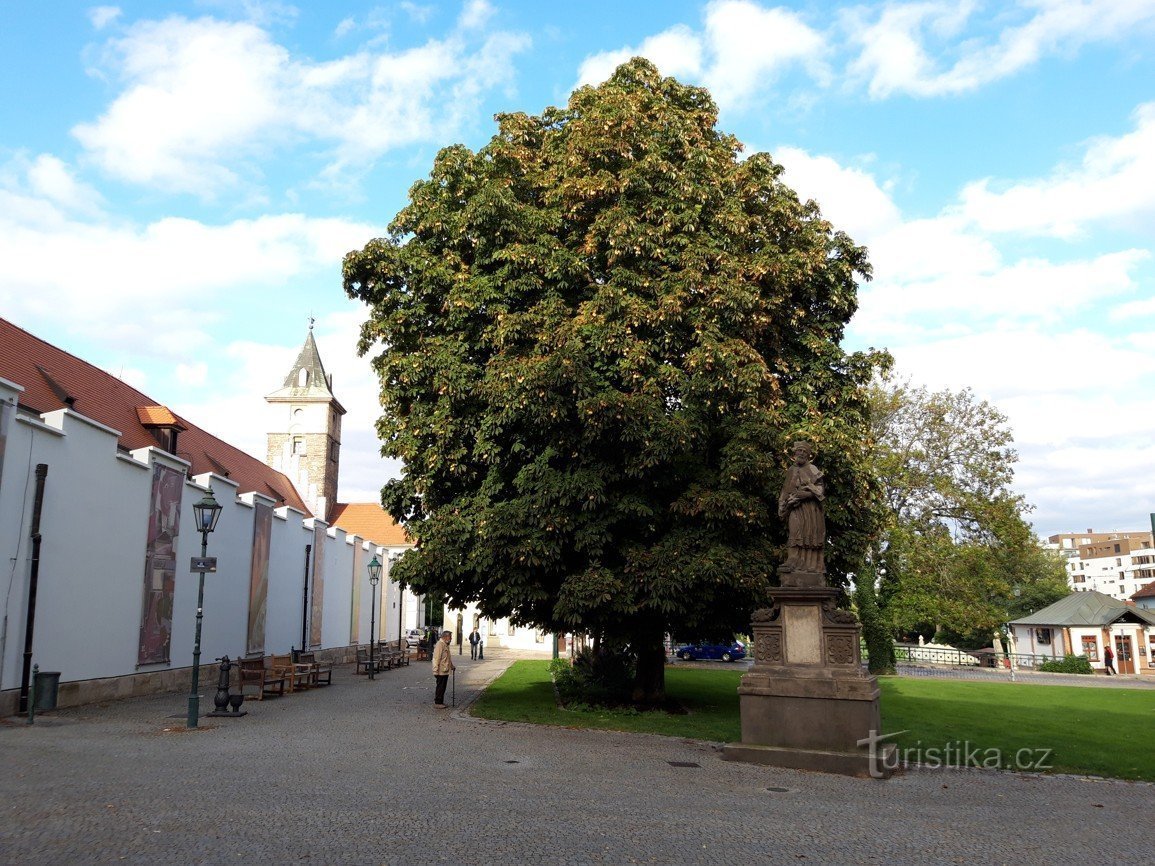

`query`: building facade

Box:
[1047,529,1155,601]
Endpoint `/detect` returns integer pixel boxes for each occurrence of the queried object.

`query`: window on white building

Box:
[1035,628,1052,645]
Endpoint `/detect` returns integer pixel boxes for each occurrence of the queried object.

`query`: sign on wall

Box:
[246,501,273,656]
[349,551,361,644]
[309,527,325,647]
[137,464,184,665]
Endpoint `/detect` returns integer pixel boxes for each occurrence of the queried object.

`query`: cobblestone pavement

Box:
[1,649,1150,865]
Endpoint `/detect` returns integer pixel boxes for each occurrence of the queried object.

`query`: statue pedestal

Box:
[722,585,894,778]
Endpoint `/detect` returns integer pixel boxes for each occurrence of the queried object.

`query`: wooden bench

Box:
[386,639,410,666]
[355,645,384,674]
[296,651,332,686]
[237,656,285,700]
[271,653,313,692]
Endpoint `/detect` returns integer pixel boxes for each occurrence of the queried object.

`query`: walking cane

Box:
[452,668,456,707]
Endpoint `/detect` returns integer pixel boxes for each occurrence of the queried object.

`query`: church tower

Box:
[266,322,345,521]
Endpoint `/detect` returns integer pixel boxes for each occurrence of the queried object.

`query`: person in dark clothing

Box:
[1104,644,1116,675]
[468,628,481,660]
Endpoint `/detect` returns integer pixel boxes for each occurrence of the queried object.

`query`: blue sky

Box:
[2,0,1154,536]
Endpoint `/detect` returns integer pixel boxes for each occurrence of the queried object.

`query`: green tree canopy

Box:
[344,59,886,699]
[857,379,1068,666]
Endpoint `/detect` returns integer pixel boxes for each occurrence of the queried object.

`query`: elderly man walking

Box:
[432,630,455,708]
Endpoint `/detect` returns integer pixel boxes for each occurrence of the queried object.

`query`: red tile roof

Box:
[0,317,309,515]
[328,502,410,547]
[1133,581,1155,600]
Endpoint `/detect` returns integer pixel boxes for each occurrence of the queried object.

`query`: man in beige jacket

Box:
[432,630,455,708]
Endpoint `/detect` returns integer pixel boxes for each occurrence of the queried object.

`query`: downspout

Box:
[300,543,312,652]
[17,464,47,713]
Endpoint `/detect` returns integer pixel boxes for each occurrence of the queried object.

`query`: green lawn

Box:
[471,661,1155,781]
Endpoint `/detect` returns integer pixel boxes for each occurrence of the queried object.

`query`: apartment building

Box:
[1046,529,1155,602]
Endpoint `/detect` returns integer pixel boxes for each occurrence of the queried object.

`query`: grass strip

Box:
[471,660,1155,781]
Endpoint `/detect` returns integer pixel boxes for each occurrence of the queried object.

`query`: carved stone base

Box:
[724,586,894,779]
[722,742,895,779]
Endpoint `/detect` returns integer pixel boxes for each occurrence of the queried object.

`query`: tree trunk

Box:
[631,633,667,704]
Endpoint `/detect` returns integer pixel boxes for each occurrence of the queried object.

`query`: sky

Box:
[1,0,1154,537]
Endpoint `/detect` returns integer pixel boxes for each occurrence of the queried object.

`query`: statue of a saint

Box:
[777,441,825,581]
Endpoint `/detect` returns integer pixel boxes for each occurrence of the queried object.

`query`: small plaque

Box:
[190,556,217,573]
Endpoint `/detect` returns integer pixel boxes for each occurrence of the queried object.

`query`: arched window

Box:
[298,368,309,387]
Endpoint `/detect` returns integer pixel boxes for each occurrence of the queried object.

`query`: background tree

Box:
[345,59,886,702]
[856,378,1068,669]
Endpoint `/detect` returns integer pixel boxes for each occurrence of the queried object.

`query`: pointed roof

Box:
[1011,590,1155,627]
[265,324,346,414]
[0,317,310,515]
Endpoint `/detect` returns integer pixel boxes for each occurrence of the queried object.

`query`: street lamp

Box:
[188,486,223,728]
[367,556,382,680]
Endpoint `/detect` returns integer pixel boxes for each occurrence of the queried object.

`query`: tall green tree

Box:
[344,59,886,701]
[857,379,1068,666]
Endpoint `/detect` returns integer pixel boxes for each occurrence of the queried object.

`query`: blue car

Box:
[674,641,746,662]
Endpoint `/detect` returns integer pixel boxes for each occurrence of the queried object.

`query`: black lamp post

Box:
[367,556,382,680]
[187,486,223,729]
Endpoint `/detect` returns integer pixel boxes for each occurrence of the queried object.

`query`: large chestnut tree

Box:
[344,60,885,701]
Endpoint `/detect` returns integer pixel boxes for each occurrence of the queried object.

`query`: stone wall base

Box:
[0,644,358,717]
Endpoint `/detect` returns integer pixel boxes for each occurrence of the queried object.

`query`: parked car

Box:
[403,629,422,647]
[674,641,746,662]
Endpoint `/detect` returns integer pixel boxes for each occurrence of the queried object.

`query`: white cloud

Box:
[73,12,529,196]
[2,153,106,217]
[458,0,493,30]
[0,166,378,355]
[959,102,1155,237]
[89,6,121,30]
[576,1,825,110]
[702,0,829,106]
[773,146,901,243]
[845,0,1155,98]
[576,25,703,90]
[175,362,209,387]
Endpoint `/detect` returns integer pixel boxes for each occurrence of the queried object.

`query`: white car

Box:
[404,629,423,647]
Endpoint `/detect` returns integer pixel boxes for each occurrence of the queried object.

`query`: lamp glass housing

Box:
[192,488,223,534]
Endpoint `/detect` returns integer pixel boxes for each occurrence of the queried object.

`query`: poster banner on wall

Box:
[246,501,273,655]
[138,464,184,665]
[309,527,325,647]
[349,550,361,644]
[0,398,12,490]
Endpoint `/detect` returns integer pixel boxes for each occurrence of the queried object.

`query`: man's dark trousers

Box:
[434,674,449,704]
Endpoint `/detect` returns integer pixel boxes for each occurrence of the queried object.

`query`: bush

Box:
[551,646,635,707]
[1038,654,1093,675]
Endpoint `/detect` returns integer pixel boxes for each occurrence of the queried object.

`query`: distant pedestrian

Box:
[469,628,481,660]
[432,630,455,708]
[1104,644,1116,675]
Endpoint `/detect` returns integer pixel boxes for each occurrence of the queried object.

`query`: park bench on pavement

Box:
[237,655,286,700]
[295,651,332,686]
[271,653,313,693]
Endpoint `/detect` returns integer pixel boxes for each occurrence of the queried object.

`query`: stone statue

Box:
[777,441,825,583]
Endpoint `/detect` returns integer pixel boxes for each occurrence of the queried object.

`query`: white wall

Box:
[0,391,401,694]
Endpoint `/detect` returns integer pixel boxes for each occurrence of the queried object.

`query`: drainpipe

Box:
[300,543,312,651]
[18,464,48,713]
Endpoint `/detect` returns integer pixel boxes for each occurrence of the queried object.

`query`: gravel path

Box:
[1,649,1149,865]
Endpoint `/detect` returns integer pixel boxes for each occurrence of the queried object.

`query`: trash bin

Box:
[34,671,61,711]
